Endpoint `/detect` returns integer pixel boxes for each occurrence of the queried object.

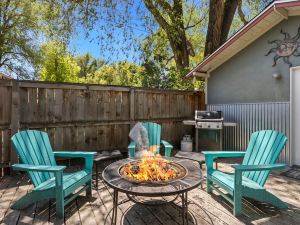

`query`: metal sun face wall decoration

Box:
[266,27,300,67]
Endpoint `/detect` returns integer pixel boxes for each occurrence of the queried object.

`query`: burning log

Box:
[121,155,179,182]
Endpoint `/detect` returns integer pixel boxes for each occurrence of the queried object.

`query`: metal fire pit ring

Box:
[102,157,202,225]
[119,159,188,185]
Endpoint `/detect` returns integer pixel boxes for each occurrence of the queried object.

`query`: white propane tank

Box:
[181,135,193,152]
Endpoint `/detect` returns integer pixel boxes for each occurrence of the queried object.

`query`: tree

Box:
[44,0,273,87]
[83,61,144,86]
[76,53,106,78]
[0,0,66,79]
[204,0,274,56]
[0,0,40,78]
[141,27,204,90]
[39,41,80,82]
[143,0,189,71]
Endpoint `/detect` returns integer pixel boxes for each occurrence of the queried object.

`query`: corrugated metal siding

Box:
[208,102,290,164]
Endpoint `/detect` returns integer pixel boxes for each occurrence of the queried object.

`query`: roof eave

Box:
[185,0,300,79]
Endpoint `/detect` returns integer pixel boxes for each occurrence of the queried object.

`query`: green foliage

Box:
[141,24,205,90]
[0,0,69,79]
[39,42,144,87]
[82,61,144,86]
[76,53,107,78]
[0,0,272,90]
[39,42,80,82]
[0,0,41,78]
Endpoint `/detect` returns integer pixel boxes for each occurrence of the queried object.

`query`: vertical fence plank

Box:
[0,80,205,165]
[10,81,19,165]
[129,88,135,128]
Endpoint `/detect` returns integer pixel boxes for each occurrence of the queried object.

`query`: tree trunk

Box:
[204,0,224,57]
[144,0,189,70]
[168,33,189,71]
[204,0,239,57]
[220,0,239,44]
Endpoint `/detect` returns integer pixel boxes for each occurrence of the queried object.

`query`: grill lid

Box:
[195,110,223,121]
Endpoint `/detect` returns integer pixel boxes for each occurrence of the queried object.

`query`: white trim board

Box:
[290,66,300,166]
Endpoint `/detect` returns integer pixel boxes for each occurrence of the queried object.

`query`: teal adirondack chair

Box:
[11,130,96,218]
[203,130,288,216]
[128,122,173,157]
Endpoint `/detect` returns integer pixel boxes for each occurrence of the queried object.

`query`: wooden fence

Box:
[0,80,204,172]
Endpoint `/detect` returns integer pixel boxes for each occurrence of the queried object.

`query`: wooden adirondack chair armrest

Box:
[161,140,173,157]
[232,163,286,171]
[161,140,173,148]
[53,151,96,158]
[53,151,96,173]
[202,151,246,158]
[203,151,246,172]
[128,141,135,149]
[12,164,66,172]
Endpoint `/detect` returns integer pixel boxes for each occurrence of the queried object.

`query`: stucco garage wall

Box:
[208,16,300,104]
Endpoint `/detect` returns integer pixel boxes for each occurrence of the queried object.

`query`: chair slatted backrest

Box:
[142,122,161,154]
[11,130,57,187]
[242,130,287,186]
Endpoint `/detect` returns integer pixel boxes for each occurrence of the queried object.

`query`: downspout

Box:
[205,69,213,106]
[205,77,208,106]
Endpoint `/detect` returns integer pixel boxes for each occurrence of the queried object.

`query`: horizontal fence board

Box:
[208,102,290,164]
[0,80,204,169]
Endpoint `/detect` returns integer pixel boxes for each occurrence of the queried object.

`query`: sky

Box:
[68,1,152,64]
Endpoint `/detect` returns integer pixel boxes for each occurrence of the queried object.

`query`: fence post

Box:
[10,80,20,168]
[129,88,135,128]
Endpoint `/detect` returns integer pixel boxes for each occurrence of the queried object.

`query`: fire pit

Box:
[102,157,202,225]
[119,156,187,183]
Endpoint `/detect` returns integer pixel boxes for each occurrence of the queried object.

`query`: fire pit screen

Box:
[119,156,187,183]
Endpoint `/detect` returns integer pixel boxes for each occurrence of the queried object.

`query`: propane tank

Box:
[181,135,193,152]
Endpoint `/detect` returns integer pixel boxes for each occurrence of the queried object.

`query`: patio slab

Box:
[0,159,299,225]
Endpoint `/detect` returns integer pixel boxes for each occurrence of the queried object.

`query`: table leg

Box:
[181,192,188,225]
[111,190,118,225]
[195,129,199,152]
[95,163,99,189]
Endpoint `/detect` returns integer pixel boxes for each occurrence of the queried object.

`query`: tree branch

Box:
[238,0,248,25]
[156,0,173,14]
[144,0,171,30]
[185,0,196,29]
[185,16,205,30]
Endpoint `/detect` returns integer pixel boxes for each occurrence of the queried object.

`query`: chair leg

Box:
[56,195,64,218]
[233,192,242,216]
[86,180,92,197]
[55,172,64,219]
[164,147,172,157]
[233,171,242,216]
[206,177,213,193]
[95,163,99,189]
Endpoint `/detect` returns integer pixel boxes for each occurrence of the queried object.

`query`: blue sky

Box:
[68,1,152,63]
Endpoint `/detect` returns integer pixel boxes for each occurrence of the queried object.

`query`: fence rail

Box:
[0,80,205,172]
[208,102,290,164]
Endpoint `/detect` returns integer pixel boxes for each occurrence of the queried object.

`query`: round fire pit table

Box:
[102,157,202,225]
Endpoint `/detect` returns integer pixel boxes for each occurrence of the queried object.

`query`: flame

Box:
[122,155,178,182]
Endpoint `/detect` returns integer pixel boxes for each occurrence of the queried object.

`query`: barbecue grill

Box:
[194,110,224,151]
[195,110,223,129]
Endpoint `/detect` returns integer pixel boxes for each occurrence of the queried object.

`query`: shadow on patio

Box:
[1,159,300,225]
